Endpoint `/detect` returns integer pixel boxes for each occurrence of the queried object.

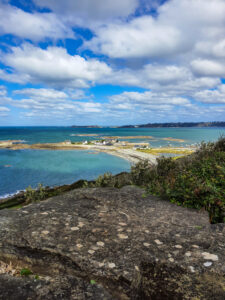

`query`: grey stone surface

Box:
[0,186,224,299]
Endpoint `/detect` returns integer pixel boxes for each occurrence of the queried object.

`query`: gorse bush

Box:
[24,183,46,204]
[133,137,225,223]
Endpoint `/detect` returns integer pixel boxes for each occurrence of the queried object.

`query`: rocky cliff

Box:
[0,186,224,299]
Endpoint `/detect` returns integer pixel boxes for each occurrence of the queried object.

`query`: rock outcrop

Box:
[0,186,224,299]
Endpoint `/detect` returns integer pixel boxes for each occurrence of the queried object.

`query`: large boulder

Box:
[0,186,224,299]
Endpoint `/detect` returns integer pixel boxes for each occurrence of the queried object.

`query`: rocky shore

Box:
[0,186,224,299]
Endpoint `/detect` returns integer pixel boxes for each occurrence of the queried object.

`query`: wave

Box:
[0,189,24,199]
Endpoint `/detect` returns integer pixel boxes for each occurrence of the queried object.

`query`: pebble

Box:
[189,266,195,273]
[154,239,163,245]
[143,242,150,247]
[98,262,104,267]
[169,258,174,262]
[97,241,105,247]
[41,231,49,235]
[119,222,127,226]
[78,222,85,228]
[118,234,128,239]
[175,245,182,249]
[202,252,218,261]
[108,263,116,269]
[88,250,95,255]
[185,252,192,257]
[71,227,79,231]
[76,244,83,249]
[204,261,212,267]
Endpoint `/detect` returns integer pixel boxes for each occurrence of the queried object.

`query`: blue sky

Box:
[0,0,225,126]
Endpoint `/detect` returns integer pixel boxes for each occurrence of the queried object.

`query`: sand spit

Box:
[0,141,157,164]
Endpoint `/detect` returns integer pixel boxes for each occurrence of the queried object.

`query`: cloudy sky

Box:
[0,0,225,126]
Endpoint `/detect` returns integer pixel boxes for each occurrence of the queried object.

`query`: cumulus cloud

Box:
[85,0,225,59]
[1,44,112,88]
[194,84,225,104]
[191,59,225,77]
[84,16,182,58]
[0,3,73,41]
[0,86,102,120]
[109,91,190,106]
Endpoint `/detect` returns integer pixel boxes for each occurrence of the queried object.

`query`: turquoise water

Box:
[0,126,225,198]
[1,126,225,147]
[0,149,130,197]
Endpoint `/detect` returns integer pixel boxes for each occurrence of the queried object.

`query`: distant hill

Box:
[71,125,102,128]
[119,122,225,128]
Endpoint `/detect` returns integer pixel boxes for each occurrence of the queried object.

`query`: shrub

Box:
[144,137,225,223]
[24,183,46,204]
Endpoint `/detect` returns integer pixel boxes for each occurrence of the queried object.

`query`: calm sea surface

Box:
[0,126,225,197]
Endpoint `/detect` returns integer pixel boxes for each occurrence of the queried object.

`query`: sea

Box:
[0,126,225,198]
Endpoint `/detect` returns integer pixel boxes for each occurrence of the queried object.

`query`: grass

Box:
[137,148,194,155]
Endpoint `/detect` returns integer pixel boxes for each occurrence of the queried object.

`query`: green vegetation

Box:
[20,268,33,276]
[24,183,46,204]
[137,148,194,156]
[131,137,225,223]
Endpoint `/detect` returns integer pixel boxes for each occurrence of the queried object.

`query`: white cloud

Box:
[85,0,225,59]
[34,0,138,22]
[109,91,190,106]
[1,44,112,88]
[85,16,182,58]
[0,106,9,112]
[0,3,73,41]
[191,59,225,77]
[0,85,7,96]
[14,88,69,100]
[194,84,225,104]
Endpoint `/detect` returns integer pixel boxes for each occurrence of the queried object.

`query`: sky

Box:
[0,0,225,126]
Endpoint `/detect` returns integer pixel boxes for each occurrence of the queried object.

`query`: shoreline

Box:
[0,140,195,164]
[0,141,158,164]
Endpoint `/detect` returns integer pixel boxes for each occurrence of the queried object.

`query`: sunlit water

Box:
[0,126,224,197]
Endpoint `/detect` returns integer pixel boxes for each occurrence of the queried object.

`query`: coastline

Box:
[0,140,195,164]
[0,140,195,199]
[0,140,158,164]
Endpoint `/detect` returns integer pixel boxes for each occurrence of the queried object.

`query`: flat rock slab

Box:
[0,186,224,299]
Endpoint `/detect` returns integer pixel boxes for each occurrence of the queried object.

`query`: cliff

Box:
[0,186,224,299]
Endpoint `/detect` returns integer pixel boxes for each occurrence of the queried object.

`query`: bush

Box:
[24,183,46,204]
[129,137,225,223]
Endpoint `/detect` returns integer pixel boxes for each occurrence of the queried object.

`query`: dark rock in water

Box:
[0,186,224,299]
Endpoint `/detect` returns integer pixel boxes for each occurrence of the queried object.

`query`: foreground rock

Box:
[0,186,224,299]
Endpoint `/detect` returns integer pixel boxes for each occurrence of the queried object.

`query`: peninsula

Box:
[0,139,194,164]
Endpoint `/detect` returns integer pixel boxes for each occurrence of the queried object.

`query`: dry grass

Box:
[0,261,20,276]
[137,148,194,155]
